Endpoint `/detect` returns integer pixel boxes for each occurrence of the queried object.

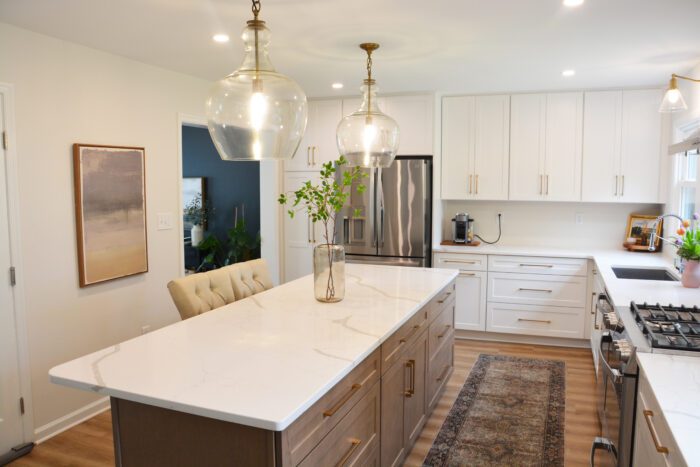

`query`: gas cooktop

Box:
[631,302,700,351]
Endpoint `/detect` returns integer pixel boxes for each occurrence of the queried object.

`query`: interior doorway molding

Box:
[0,82,35,443]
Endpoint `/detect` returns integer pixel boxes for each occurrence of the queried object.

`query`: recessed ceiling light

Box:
[212,34,230,43]
[332,83,344,90]
[563,0,584,6]
[562,69,576,77]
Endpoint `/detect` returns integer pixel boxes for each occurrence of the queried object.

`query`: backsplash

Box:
[441,200,663,249]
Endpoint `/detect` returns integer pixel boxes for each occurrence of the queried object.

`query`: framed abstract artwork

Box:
[73,144,148,287]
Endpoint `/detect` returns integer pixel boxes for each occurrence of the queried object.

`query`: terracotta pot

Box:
[681,260,700,288]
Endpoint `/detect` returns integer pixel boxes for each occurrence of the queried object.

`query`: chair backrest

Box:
[167,258,273,320]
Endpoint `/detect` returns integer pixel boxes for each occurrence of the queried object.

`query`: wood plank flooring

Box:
[11,339,599,466]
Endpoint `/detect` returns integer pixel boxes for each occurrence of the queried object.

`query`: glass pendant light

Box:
[206,0,307,161]
[337,43,400,168]
[659,75,688,113]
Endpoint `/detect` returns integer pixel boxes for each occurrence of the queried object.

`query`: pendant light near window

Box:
[336,43,400,168]
[659,74,700,113]
[206,0,307,161]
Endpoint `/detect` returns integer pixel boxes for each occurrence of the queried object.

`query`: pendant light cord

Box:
[251,0,261,78]
[366,49,373,116]
[252,0,261,19]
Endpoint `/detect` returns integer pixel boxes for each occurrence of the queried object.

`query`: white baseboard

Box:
[34,397,110,444]
[455,330,591,349]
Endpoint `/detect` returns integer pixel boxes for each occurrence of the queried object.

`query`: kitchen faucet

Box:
[648,213,684,252]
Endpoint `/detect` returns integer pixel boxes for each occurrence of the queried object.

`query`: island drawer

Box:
[434,253,487,272]
[486,303,585,338]
[428,280,456,323]
[488,255,588,276]
[429,301,454,361]
[298,381,380,467]
[280,348,380,466]
[427,336,453,411]
[381,306,429,373]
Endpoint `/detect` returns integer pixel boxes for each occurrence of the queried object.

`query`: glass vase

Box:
[313,244,345,303]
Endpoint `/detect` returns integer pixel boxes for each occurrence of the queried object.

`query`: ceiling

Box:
[2,0,700,97]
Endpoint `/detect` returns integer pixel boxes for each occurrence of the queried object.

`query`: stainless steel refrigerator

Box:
[335,156,432,267]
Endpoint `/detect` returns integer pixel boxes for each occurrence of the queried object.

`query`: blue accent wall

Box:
[182,125,260,244]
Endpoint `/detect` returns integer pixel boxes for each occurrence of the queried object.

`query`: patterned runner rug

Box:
[423,354,566,466]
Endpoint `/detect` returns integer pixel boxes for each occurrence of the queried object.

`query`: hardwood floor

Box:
[11,339,599,467]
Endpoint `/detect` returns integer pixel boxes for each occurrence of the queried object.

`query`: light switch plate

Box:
[157,212,174,230]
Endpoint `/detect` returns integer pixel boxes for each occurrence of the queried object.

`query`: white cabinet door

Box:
[620,89,663,203]
[472,95,510,200]
[286,100,342,171]
[544,92,583,201]
[454,271,487,331]
[384,95,434,155]
[283,172,319,282]
[509,94,546,200]
[581,91,623,202]
[441,96,474,199]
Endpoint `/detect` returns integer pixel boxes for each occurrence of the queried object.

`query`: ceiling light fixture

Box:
[563,0,584,7]
[205,0,307,161]
[336,43,400,168]
[212,34,230,43]
[332,83,344,90]
[659,74,699,113]
[562,69,576,77]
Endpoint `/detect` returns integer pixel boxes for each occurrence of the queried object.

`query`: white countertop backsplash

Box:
[49,264,457,431]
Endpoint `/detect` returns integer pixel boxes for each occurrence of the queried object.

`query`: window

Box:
[676,149,698,220]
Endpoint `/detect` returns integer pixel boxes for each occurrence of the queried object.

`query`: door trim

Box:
[0,82,34,442]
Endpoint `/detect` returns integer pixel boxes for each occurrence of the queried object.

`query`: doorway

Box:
[0,86,34,463]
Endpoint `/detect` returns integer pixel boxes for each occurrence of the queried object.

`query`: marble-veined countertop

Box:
[49,264,457,431]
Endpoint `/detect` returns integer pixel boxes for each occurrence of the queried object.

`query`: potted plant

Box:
[278,156,365,302]
[676,213,700,288]
[195,219,261,271]
[184,193,209,247]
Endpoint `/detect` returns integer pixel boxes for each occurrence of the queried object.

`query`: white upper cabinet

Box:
[581,89,663,203]
[286,100,342,171]
[509,92,583,201]
[383,95,434,155]
[441,95,510,200]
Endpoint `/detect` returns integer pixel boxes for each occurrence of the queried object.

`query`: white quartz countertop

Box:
[50,264,457,431]
[636,353,700,466]
[433,244,700,308]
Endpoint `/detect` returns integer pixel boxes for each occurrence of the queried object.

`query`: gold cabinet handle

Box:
[468,174,472,194]
[518,288,553,293]
[399,323,422,344]
[475,174,479,194]
[436,365,451,383]
[545,174,549,195]
[614,175,619,196]
[404,359,415,397]
[307,146,311,166]
[643,410,669,454]
[437,324,451,339]
[443,259,477,265]
[518,318,551,324]
[620,175,625,197]
[459,271,475,276]
[539,174,543,195]
[518,263,554,268]
[335,438,362,467]
[437,292,452,304]
[312,146,317,166]
[323,383,362,418]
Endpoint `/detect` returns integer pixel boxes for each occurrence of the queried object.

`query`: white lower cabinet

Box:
[454,271,487,331]
[487,272,587,308]
[486,302,585,339]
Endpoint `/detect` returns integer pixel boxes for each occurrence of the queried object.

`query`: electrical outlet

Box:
[575,213,584,225]
[141,325,151,335]
[157,212,174,230]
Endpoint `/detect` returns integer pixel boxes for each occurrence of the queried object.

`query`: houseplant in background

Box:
[279,156,365,302]
[184,192,210,247]
[676,213,700,288]
[195,218,261,271]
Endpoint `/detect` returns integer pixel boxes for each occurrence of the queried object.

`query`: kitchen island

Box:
[50,264,458,466]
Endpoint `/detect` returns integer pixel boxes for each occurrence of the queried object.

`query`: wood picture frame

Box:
[73,143,148,287]
[625,214,662,251]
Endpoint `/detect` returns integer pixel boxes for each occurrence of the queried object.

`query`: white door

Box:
[472,95,510,200]
[581,91,623,202]
[509,94,546,200]
[0,93,26,457]
[454,271,487,331]
[384,95,434,155]
[543,92,583,201]
[441,96,474,199]
[283,172,319,282]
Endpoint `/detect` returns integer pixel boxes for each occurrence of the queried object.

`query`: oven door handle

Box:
[590,436,618,466]
[600,333,623,384]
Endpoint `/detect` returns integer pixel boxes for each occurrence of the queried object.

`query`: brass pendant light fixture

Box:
[206,0,308,161]
[336,43,400,168]
[659,73,700,113]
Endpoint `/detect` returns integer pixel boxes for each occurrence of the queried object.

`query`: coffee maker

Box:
[451,213,474,243]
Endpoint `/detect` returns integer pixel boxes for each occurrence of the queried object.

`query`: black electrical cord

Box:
[475,213,502,245]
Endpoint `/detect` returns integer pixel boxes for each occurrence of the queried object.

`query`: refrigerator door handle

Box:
[377,168,385,247]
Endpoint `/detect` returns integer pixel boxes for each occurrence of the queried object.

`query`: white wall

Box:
[441,200,662,249]
[0,22,217,437]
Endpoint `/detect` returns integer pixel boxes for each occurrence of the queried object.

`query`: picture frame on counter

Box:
[624,214,662,252]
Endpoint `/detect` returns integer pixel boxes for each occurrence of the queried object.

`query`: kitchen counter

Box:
[49,264,457,431]
[636,353,700,466]
[433,244,700,308]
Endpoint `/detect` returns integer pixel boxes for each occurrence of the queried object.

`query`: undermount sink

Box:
[612,267,678,282]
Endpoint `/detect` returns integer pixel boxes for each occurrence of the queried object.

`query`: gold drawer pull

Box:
[518,263,554,268]
[404,359,415,397]
[437,292,452,304]
[436,365,451,382]
[518,318,551,324]
[335,438,362,467]
[443,259,477,265]
[437,324,451,339]
[459,271,475,276]
[399,323,422,344]
[518,288,553,293]
[323,383,362,418]
[643,410,669,454]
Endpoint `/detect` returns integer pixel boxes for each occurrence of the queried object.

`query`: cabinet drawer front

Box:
[428,336,454,410]
[486,303,585,338]
[434,253,487,272]
[299,382,381,467]
[283,349,380,465]
[488,255,588,276]
[382,306,429,373]
[427,281,455,323]
[488,272,586,308]
[429,302,455,361]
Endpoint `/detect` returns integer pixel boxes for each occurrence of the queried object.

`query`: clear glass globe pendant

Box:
[337,43,400,168]
[206,1,307,161]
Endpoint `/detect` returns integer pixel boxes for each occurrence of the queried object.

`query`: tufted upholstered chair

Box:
[167,258,274,320]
